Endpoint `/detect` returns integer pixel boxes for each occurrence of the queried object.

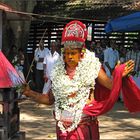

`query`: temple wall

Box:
[1,0,36,56]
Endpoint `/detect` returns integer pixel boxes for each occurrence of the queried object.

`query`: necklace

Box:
[50,49,101,133]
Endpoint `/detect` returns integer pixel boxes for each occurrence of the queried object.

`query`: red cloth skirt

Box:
[56,116,99,140]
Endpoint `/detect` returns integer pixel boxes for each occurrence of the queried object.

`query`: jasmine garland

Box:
[50,49,101,133]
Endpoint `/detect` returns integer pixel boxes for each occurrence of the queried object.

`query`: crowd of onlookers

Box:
[88,39,140,101]
[88,39,140,78]
[8,45,26,81]
[7,39,140,101]
[34,40,60,93]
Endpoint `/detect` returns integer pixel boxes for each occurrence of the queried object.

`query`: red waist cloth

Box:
[56,118,99,140]
[83,64,140,116]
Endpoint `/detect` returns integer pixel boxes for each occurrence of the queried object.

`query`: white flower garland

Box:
[50,49,101,133]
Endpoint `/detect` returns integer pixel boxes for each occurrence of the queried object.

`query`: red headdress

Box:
[61,20,87,45]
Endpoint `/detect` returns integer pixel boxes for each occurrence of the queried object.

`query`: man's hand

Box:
[44,75,48,82]
[122,60,135,77]
[22,83,31,97]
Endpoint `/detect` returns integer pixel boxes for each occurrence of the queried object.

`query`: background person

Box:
[126,41,140,88]
[43,41,60,94]
[103,40,120,78]
[34,40,49,92]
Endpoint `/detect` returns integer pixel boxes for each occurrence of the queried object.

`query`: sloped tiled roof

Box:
[34,0,140,22]
[0,2,32,20]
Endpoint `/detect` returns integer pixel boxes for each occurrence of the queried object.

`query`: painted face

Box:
[63,48,82,68]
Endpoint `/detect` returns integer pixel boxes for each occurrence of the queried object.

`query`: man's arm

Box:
[97,60,135,90]
[34,48,39,62]
[97,68,112,90]
[23,86,54,105]
[43,60,48,82]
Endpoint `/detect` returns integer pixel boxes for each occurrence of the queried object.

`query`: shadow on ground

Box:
[19,100,140,140]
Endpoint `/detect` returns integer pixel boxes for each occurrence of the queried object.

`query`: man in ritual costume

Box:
[23,20,140,140]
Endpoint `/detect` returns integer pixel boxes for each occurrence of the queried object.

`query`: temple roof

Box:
[0,2,32,20]
[33,0,140,22]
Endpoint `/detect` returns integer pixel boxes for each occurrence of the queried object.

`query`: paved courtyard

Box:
[19,100,140,140]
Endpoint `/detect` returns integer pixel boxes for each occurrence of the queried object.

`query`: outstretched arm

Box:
[23,85,55,105]
[97,68,112,90]
[97,60,135,90]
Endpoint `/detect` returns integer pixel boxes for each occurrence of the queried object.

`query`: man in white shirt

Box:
[103,40,119,78]
[126,42,140,76]
[43,41,60,94]
[126,42,140,88]
[34,40,49,92]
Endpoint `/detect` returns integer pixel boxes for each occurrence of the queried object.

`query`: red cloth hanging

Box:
[0,51,23,88]
[83,64,140,116]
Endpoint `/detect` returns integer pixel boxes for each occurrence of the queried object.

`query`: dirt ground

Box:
[19,99,140,140]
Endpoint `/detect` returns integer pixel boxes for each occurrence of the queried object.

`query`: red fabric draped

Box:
[0,51,23,88]
[57,120,99,140]
[122,76,140,112]
[83,64,140,116]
